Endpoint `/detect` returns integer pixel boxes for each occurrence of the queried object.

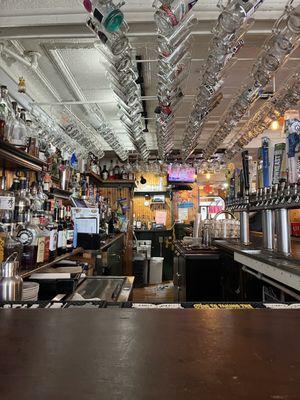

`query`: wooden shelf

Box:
[0,140,47,172]
[21,247,84,278]
[87,171,135,188]
[87,170,103,184]
[50,187,72,200]
[134,191,168,196]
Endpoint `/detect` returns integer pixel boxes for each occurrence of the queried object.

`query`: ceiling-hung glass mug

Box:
[159,52,191,80]
[157,13,194,56]
[161,40,191,68]
[114,52,133,72]
[218,0,264,35]
[287,5,300,34]
[153,0,199,35]
[83,0,124,33]
[87,18,128,56]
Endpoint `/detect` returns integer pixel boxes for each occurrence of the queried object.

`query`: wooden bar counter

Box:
[0,309,299,399]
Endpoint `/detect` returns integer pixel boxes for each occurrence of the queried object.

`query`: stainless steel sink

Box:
[241,249,262,255]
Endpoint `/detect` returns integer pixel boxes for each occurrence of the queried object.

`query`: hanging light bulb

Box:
[271,119,280,130]
[206,172,211,180]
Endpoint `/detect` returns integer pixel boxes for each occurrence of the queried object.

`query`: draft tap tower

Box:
[240,151,250,245]
[275,181,291,256]
[261,138,275,251]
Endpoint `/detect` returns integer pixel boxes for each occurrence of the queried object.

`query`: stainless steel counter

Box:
[68,276,134,302]
[215,238,300,293]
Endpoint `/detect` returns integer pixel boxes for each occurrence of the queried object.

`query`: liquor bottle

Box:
[39,216,50,263]
[48,205,59,259]
[57,207,67,256]
[0,175,15,229]
[9,106,27,150]
[17,213,40,270]
[133,214,137,229]
[108,160,114,180]
[26,119,39,157]
[0,225,22,264]
[101,165,109,181]
[14,177,31,226]
[0,85,13,141]
[136,217,142,230]
[113,162,120,179]
[65,206,74,252]
[37,180,48,207]
[34,213,45,265]
[59,160,67,190]
[122,165,128,180]
[43,172,52,193]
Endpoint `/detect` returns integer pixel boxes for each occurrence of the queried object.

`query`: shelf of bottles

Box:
[0,139,47,172]
[87,158,136,188]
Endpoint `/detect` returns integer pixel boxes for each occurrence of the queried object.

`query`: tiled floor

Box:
[133,281,174,303]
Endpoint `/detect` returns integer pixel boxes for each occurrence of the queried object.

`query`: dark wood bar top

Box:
[1,309,300,399]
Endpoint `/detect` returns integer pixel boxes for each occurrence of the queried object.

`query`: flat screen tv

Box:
[167,165,196,183]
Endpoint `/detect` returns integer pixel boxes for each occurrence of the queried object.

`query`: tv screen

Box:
[167,165,196,183]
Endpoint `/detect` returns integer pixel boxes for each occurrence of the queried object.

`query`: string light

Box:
[270,120,280,130]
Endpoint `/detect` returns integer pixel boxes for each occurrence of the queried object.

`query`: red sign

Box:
[291,223,300,237]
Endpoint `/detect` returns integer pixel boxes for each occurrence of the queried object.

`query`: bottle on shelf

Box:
[113,161,120,180]
[133,214,137,229]
[42,172,52,194]
[65,205,74,252]
[101,164,109,181]
[33,213,46,265]
[0,224,22,264]
[108,160,114,180]
[0,175,15,230]
[26,119,39,157]
[14,177,31,226]
[122,164,128,180]
[57,207,67,256]
[136,217,142,230]
[48,205,59,260]
[0,85,14,141]
[16,213,40,270]
[8,105,27,150]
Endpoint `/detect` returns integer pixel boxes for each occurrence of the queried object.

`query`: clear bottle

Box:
[65,206,74,252]
[26,119,39,157]
[48,205,59,260]
[57,207,67,256]
[16,213,40,270]
[0,175,15,230]
[0,85,14,141]
[101,165,109,181]
[14,177,31,226]
[1,225,22,263]
[8,105,27,150]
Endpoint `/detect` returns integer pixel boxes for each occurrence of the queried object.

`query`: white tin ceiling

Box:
[0,0,300,156]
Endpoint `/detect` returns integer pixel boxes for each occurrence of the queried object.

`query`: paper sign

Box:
[178,202,194,209]
[155,211,167,225]
[178,208,189,222]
